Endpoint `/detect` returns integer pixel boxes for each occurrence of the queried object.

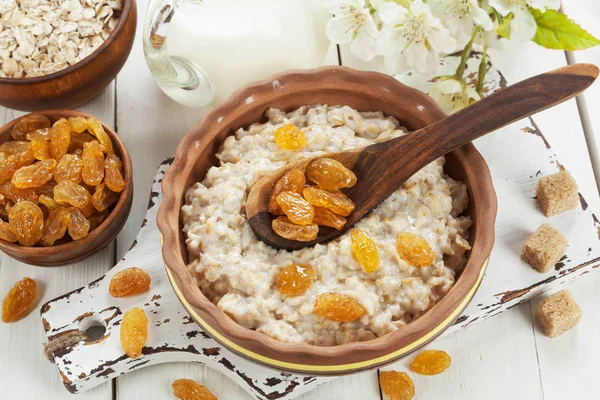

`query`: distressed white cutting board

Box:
[40,55,600,399]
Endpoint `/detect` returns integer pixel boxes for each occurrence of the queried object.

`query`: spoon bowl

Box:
[247,63,599,250]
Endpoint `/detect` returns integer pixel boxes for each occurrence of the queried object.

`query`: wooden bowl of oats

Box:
[0,0,137,111]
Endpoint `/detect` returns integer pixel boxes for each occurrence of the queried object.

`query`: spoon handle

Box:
[377,63,599,182]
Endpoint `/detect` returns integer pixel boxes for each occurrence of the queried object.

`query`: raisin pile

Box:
[0,114,125,247]
[267,155,356,242]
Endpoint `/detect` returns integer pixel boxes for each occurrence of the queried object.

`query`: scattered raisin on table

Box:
[379,371,415,400]
[273,123,307,150]
[306,158,357,190]
[302,186,355,216]
[268,169,305,215]
[1,277,37,323]
[8,201,44,246]
[109,267,152,298]
[272,216,318,242]
[172,378,218,400]
[351,229,380,273]
[409,350,451,375]
[313,292,366,322]
[11,115,51,141]
[277,264,314,297]
[396,232,435,267]
[275,191,314,226]
[120,307,148,359]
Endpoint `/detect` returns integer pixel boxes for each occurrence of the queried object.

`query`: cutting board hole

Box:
[79,316,107,341]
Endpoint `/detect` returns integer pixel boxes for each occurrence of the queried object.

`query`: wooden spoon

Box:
[247,63,599,250]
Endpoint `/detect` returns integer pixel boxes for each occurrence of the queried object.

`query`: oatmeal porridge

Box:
[181,104,472,346]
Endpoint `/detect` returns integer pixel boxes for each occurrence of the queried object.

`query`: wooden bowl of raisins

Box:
[0,110,133,266]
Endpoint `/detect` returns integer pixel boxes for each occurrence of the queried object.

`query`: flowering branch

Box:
[323,0,599,113]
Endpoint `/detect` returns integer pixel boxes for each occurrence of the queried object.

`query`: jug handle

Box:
[143,0,213,106]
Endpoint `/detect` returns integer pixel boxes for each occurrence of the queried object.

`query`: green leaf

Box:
[530,8,600,50]
[496,12,513,39]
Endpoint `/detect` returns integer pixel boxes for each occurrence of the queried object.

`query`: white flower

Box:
[428,0,495,45]
[376,0,457,75]
[324,0,379,61]
[488,0,561,41]
[429,76,480,114]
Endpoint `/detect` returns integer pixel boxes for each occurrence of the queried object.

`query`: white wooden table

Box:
[1,1,600,399]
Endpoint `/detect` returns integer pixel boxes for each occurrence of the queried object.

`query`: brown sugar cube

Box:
[536,290,582,338]
[536,170,579,217]
[521,223,567,273]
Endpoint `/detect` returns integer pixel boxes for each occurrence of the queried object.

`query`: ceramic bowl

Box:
[0,110,133,266]
[0,0,137,111]
[157,66,497,374]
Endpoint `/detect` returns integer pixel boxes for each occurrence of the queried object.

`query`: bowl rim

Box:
[0,109,133,259]
[157,66,498,372]
[0,0,133,85]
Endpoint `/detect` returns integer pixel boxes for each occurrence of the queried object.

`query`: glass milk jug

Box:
[143,0,331,107]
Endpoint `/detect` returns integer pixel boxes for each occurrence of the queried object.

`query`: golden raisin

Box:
[313,292,366,322]
[273,124,307,150]
[8,201,44,246]
[268,169,305,215]
[396,232,435,267]
[53,180,92,208]
[312,206,346,230]
[82,140,105,186]
[49,118,71,160]
[68,133,95,153]
[26,128,50,141]
[89,210,109,231]
[379,371,415,400]
[172,379,218,400]
[306,158,357,190]
[409,350,451,375]
[272,216,318,242]
[104,153,125,193]
[0,183,38,203]
[0,220,17,242]
[67,207,90,241]
[302,186,355,217]
[1,277,37,323]
[39,207,70,247]
[38,194,61,211]
[120,307,148,359]
[277,264,314,296]
[11,115,51,141]
[0,156,18,182]
[79,202,97,218]
[276,191,314,226]
[54,154,82,183]
[29,140,52,160]
[91,183,119,212]
[109,267,152,298]
[68,116,88,134]
[38,181,56,197]
[11,159,57,189]
[87,118,114,154]
[0,142,35,168]
[351,229,380,273]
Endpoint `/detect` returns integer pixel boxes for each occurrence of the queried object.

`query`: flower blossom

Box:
[376,0,457,75]
[488,0,561,41]
[428,0,495,45]
[429,76,480,114]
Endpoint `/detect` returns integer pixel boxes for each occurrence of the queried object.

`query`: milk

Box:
[165,0,330,105]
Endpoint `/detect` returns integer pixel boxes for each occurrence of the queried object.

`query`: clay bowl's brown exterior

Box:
[158,66,497,374]
[0,0,136,111]
[0,110,133,266]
